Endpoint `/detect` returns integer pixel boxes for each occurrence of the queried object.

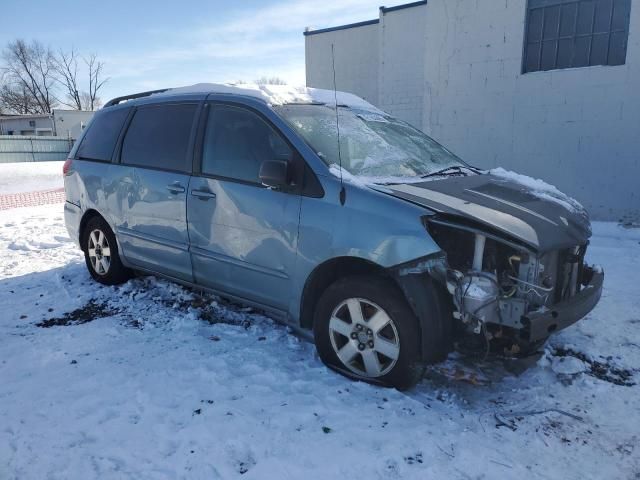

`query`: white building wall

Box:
[378,4,428,129]
[305,0,640,221]
[421,0,640,222]
[52,110,94,140]
[305,22,379,105]
[0,115,55,136]
[1,110,94,140]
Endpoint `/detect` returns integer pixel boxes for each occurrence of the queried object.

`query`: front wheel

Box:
[82,216,132,285]
[313,276,424,390]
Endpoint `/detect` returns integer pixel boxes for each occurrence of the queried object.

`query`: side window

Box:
[121,103,197,172]
[201,105,292,183]
[76,107,129,161]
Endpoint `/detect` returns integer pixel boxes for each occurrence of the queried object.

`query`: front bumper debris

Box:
[522,268,604,342]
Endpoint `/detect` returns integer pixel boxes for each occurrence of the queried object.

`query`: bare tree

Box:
[85,54,107,111]
[254,76,287,85]
[53,48,82,110]
[80,91,102,110]
[52,50,108,111]
[0,84,40,114]
[1,39,57,113]
[1,41,109,113]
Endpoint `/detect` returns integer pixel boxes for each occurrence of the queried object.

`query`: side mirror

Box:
[259,160,289,189]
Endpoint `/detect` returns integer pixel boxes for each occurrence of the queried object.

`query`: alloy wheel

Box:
[87,229,111,276]
[328,298,400,378]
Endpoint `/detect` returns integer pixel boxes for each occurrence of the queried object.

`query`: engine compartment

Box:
[426,216,592,355]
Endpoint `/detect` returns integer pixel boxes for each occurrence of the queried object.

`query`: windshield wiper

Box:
[421,165,480,179]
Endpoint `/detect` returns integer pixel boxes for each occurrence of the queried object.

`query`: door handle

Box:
[191,189,216,200]
[167,183,186,194]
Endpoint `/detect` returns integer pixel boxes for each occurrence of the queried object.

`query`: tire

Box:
[313,275,425,390]
[82,216,131,285]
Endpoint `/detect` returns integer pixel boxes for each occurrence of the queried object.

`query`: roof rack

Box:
[103,89,170,108]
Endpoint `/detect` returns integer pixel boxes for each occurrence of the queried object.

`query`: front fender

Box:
[328,179,441,266]
[290,176,443,324]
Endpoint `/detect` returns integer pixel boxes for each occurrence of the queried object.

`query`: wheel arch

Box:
[78,209,105,249]
[299,256,393,331]
[78,209,120,253]
[300,254,454,363]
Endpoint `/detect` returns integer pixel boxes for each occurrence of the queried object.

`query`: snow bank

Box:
[1,205,639,479]
[0,161,64,194]
[490,167,585,214]
[157,83,383,113]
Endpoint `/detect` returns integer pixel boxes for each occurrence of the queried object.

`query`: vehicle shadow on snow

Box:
[1,261,635,394]
[0,261,261,332]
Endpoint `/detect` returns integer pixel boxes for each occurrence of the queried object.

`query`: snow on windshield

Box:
[490,167,585,214]
[327,164,430,187]
[277,105,466,184]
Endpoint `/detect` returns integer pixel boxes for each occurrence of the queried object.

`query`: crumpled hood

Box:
[378,173,591,252]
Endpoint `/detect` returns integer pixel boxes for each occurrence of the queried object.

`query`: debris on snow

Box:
[37,300,115,328]
[550,346,636,386]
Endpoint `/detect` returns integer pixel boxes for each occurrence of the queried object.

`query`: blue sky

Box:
[1,0,406,103]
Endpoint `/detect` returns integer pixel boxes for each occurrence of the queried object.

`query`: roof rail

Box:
[103,89,170,108]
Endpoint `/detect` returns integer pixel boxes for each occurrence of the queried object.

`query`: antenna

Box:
[331,43,346,205]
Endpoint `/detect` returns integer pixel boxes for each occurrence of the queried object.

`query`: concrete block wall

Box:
[304,0,639,221]
[422,0,640,221]
[305,22,380,105]
[377,5,428,128]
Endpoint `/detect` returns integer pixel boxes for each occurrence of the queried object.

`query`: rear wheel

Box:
[313,276,425,390]
[82,216,131,285]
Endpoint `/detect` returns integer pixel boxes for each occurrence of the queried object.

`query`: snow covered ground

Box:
[0,203,638,479]
[0,161,64,194]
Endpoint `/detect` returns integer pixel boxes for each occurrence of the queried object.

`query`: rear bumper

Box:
[64,200,82,248]
[523,268,604,342]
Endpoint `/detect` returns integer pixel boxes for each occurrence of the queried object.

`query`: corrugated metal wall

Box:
[0,136,73,163]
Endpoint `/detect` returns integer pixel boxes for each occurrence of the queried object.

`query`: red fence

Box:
[0,188,65,211]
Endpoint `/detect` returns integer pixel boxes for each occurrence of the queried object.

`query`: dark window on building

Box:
[201,105,291,184]
[121,103,197,172]
[76,107,130,162]
[523,0,631,73]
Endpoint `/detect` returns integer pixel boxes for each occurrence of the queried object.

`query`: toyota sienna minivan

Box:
[63,83,603,389]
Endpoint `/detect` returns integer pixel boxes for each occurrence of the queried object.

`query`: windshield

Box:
[275,104,467,183]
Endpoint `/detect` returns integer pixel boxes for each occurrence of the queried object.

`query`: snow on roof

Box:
[155,83,383,113]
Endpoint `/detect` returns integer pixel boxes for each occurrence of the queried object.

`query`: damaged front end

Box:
[423,216,604,355]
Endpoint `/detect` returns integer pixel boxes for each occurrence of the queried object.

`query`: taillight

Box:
[62,158,73,175]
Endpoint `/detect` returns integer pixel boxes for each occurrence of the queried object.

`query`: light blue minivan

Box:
[64,84,603,389]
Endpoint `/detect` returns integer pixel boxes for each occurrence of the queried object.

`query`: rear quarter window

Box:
[76,107,130,162]
[121,103,197,172]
